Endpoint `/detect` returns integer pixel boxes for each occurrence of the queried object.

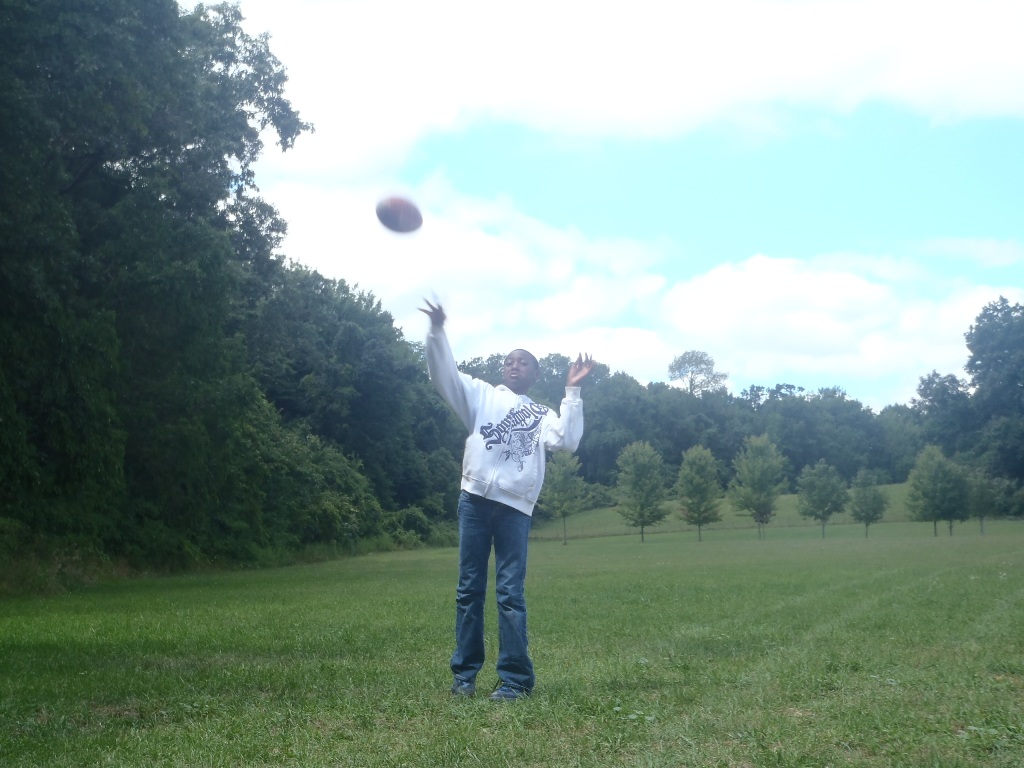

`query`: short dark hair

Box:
[506,349,539,370]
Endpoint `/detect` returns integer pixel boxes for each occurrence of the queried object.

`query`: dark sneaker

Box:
[488,683,529,702]
[450,678,476,697]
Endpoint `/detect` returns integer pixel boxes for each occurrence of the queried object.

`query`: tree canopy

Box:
[965,297,1024,481]
[668,350,728,396]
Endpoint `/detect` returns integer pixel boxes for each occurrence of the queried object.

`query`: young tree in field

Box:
[906,446,970,536]
[615,441,670,542]
[966,469,992,535]
[668,351,728,396]
[966,470,1017,534]
[849,469,888,537]
[729,434,787,539]
[675,445,723,541]
[797,460,849,538]
[540,452,586,545]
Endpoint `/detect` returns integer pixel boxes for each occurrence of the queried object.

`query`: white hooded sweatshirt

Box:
[426,326,584,516]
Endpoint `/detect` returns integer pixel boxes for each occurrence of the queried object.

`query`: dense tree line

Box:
[2,1,1021,579]
[0,0,460,570]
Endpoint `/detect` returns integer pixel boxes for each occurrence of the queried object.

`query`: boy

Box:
[420,299,595,701]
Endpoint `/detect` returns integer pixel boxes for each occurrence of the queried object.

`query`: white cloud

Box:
[238,0,1024,179]
[658,252,1021,408]
[223,0,1024,411]
[267,169,1017,411]
[922,238,1024,267]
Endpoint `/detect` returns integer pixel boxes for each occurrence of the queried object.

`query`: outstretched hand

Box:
[419,299,446,328]
[567,353,596,387]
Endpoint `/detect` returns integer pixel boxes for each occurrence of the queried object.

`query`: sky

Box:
[231,0,1023,411]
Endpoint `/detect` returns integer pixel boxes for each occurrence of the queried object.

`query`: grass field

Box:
[2,519,1022,767]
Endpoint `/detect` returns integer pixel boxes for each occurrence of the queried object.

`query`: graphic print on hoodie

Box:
[479,401,552,471]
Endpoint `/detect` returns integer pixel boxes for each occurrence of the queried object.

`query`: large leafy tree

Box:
[643,383,705,471]
[761,387,879,485]
[689,388,757,481]
[966,297,1024,416]
[913,372,976,456]
[965,297,1024,482]
[0,0,139,547]
[874,404,925,483]
[240,266,466,523]
[675,446,723,541]
[0,0,318,564]
[796,460,848,538]
[668,350,728,396]
[615,441,670,542]
[729,434,787,539]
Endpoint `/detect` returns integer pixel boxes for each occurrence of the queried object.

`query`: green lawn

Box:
[2,521,1022,767]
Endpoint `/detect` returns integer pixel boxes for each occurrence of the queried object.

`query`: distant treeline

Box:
[2,1,1022,577]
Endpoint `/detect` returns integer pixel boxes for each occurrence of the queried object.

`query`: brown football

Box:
[375,196,422,233]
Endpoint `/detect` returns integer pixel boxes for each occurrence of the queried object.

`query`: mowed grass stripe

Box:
[529,526,1023,766]
[1,522,1022,767]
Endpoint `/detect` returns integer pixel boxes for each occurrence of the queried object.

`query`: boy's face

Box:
[503,350,540,395]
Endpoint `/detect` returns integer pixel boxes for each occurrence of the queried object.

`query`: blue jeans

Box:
[450,491,535,692]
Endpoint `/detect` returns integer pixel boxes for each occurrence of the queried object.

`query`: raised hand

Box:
[419,299,446,328]
[567,353,596,387]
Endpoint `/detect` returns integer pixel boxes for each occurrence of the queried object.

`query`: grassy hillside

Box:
[533,483,921,542]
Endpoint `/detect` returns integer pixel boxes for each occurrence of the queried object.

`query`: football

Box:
[375,196,422,233]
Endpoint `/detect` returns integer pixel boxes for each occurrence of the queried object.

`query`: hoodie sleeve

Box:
[425,325,483,432]
[543,386,584,452]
